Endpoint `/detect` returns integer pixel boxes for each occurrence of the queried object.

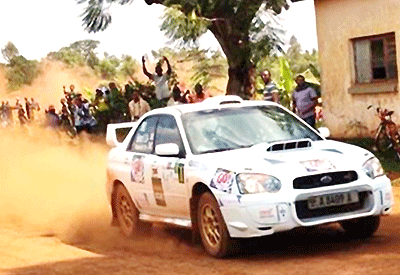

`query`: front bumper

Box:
[218,176,393,238]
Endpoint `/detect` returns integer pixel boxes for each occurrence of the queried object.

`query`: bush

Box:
[6,56,40,91]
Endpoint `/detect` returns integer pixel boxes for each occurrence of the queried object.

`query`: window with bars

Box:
[353,32,397,84]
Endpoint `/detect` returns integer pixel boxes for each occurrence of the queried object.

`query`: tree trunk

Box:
[209,21,253,100]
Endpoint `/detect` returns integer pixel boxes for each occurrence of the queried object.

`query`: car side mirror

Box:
[155,143,180,156]
[318,127,330,138]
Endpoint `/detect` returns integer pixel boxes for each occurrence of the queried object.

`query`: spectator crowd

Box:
[0,55,321,139]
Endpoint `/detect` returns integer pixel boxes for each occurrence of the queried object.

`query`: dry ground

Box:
[0,129,400,275]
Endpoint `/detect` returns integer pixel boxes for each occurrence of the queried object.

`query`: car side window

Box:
[127,116,158,153]
[154,115,185,157]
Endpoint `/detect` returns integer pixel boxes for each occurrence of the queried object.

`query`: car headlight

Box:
[362,157,384,179]
[236,173,281,194]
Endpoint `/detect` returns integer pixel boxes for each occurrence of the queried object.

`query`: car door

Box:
[124,116,159,213]
[151,115,190,218]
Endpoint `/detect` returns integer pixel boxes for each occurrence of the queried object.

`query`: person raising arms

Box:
[142,55,172,107]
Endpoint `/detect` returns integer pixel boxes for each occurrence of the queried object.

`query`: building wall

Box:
[314,0,400,138]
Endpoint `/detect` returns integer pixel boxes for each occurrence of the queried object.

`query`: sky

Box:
[0,0,317,63]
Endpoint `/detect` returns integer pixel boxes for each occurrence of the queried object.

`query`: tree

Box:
[70,39,100,68]
[6,56,40,91]
[77,0,303,99]
[97,53,120,79]
[189,50,227,89]
[283,36,320,77]
[1,42,19,63]
[119,54,140,80]
[48,39,100,68]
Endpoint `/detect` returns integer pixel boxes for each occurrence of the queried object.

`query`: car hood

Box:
[191,140,374,176]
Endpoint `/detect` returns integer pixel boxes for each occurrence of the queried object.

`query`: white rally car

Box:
[106,96,393,258]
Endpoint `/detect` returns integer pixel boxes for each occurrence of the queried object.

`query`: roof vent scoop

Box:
[202,95,243,105]
[266,139,312,152]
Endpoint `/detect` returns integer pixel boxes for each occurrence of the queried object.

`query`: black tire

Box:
[197,192,232,258]
[340,216,380,238]
[375,128,392,152]
[394,149,400,161]
[115,184,140,238]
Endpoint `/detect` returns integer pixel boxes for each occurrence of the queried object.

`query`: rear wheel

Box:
[115,184,140,238]
[340,216,380,238]
[375,128,392,152]
[197,192,232,258]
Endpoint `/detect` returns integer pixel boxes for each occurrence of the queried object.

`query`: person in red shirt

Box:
[188,83,209,103]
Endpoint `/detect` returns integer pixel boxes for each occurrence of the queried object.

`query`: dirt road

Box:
[1,131,400,275]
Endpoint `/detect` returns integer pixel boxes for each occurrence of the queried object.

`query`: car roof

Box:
[145,95,279,116]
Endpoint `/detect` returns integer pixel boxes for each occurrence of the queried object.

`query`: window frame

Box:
[154,114,186,158]
[127,114,186,158]
[352,32,398,84]
[349,32,398,95]
[127,115,159,154]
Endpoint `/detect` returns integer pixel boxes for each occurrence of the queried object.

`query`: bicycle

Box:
[368,105,400,160]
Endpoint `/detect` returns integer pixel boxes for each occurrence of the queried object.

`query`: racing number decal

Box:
[210,168,234,193]
[152,167,167,206]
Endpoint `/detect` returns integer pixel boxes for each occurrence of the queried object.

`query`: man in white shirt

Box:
[128,91,151,121]
[142,55,172,107]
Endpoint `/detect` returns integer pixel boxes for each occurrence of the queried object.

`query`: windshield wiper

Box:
[201,148,233,154]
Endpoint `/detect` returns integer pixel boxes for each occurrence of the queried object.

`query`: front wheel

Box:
[340,216,380,238]
[197,192,232,258]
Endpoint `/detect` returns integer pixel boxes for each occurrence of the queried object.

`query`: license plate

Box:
[307,191,359,210]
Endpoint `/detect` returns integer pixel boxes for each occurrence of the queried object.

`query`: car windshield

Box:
[181,105,322,154]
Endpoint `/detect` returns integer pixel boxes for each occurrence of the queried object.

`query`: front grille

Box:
[295,191,371,221]
[293,171,358,189]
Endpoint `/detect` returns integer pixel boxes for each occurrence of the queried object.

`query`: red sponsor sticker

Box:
[210,169,234,193]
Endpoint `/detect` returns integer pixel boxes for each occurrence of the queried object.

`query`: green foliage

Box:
[70,40,100,68]
[276,56,294,108]
[150,47,227,89]
[1,42,41,91]
[97,54,119,80]
[160,5,210,46]
[48,39,100,68]
[255,35,320,105]
[1,41,19,63]
[6,56,40,91]
[285,36,320,77]
[249,11,285,64]
[119,55,140,80]
[190,50,227,88]
[77,0,294,96]
[48,47,86,66]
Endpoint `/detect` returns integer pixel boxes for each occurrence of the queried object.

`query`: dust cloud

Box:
[0,126,112,245]
[0,126,196,256]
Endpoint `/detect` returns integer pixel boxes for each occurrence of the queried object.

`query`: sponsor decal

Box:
[210,168,235,193]
[218,195,241,207]
[300,159,335,172]
[131,155,145,183]
[188,160,208,171]
[135,193,150,209]
[166,162,175,170]
[152,167,166,206]
[260,208,275,219]
[174,163,185,184]
[258,206,278,223]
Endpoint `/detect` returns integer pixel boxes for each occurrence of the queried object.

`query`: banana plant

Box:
[276,56,295,109]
